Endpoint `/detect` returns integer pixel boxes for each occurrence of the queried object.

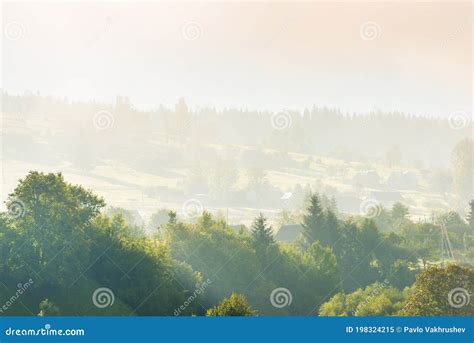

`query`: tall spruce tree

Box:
[302,194,326,245]
[323,209,341,247]
[251,213,274,248]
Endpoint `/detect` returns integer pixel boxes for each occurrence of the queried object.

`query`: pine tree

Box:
[323,209,340,247]
[251,213,274,248]
[302,194,325,245]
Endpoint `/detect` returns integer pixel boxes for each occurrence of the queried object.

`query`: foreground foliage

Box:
[206,293,256,316]
[1,171,472,316]
[402,264,473,316]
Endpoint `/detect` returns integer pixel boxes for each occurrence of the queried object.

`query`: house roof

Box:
[275,224,303,242]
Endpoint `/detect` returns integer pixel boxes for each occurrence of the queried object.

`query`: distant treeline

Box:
[2,92,471,167]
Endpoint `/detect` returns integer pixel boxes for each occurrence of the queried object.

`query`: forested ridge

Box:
[1,172,473,316]
[2,92,470,167]
[3,92,473,230]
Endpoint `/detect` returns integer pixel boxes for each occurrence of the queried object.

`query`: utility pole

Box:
[440,222,455,262]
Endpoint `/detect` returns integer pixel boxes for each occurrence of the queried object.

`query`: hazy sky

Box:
[2,1,472,116]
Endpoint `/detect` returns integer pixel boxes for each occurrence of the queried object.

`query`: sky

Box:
[1,1,472,117]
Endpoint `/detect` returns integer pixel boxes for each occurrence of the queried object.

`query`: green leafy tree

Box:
[385,259,416,289]
[402,264,474,316]
[6,171,105,285]
[2,171,205,316]
[197,210,214,229]
[88,214,202,316]
[332,222,379,292]
[391,203,409,221]
[0,214,34,282]
[165,211,268,312]
[319,282,408,316]
[206,293,256,316]
[388,203,411,231]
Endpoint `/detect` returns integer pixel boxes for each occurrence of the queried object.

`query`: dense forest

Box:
[1,171,473,316]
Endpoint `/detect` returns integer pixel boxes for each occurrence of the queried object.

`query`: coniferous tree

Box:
[323,209,341,247]
[391,202,409,221]
[302,194,326,245]
[251,213,274,248]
